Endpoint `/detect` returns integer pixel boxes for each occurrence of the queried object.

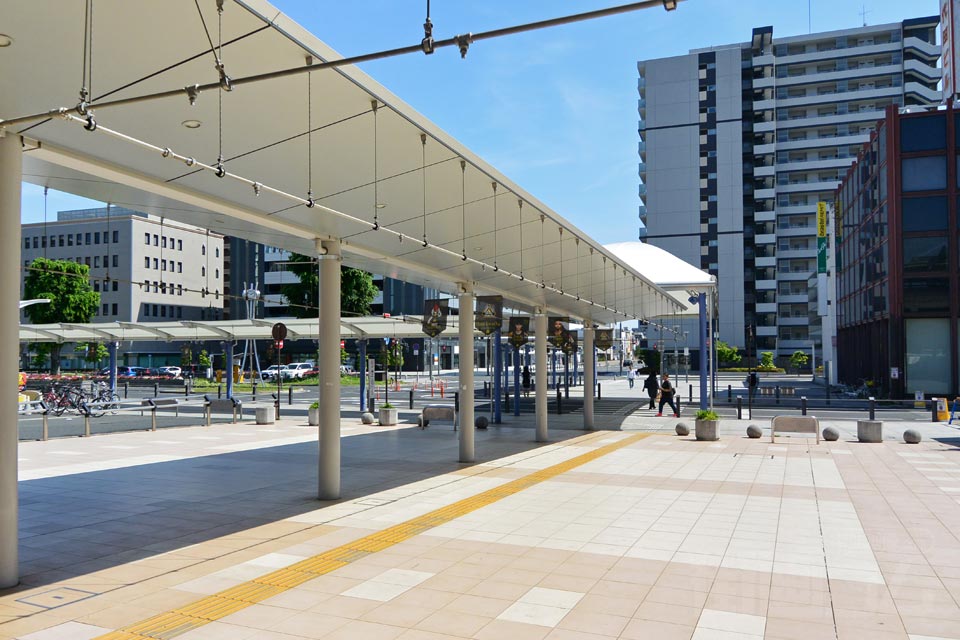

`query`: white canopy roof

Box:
[1,0,684,325]
[19,316,464,344]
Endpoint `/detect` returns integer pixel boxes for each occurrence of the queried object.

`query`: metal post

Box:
[408,389,414,410]
[218,384,222,399]
[698,292,708,411]
[458,289,475,462]
[801,396,808,416]
[564,355,570,399]
[737,396,742,419]
[225,341,234,400]
[513,346,521,417]
[493,327,502,424]
[85,413,91,437]
[1,135,21,587]
[318,240,342,499]
[535,313,548,442]
[556,387,562,414]
[775,385,780,405]
[583,326,595,430]
[108,342,118,394]
[124,381,129,398]
[931,398,938,422]
[869,396,875,421]
[727,385,731,402]
[358,339,367,412]
[154,382,159,397]
[597,383,602,399]
[42,412,48,441]
[252,381,257,402]
[455,391,460,413]
[288,386,293,406]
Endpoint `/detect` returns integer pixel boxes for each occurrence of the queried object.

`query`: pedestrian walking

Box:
[643,371,658,409]
[522,366,531,398]
[627,368,636,389]
[657,373,679,417]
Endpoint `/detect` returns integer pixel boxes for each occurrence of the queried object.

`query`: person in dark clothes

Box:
[643,371,659,409]
[658,373,679,417]
[522,366,531,398]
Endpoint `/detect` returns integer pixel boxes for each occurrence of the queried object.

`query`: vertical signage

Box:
[816,201,828,274]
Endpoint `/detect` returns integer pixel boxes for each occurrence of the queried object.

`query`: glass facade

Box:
[836,107,960,397]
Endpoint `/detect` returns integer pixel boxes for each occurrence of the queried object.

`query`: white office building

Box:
[638,17,940,360]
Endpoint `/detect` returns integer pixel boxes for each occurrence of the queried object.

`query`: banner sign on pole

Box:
[475,295,503,336]
[817,201,828,274]
[548,317,568,348]
[421,299,448,337]
[594,329,614,351]
[507,317,530,348]
[561,330,578,355]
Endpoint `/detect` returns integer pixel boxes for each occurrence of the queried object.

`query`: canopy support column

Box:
[493,327,502,424]
[108,342,118,394]
[458,288,475,462]
[535,313,548,442]
[318,240,341,500]
[584,326,595,430]
[225,341,234,399]
[699,292,708,411]
[358,339,367,412]
[0,135,21,588]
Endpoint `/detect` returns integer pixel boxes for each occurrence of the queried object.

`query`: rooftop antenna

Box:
[808,0,811,33]
[859,5,870,26]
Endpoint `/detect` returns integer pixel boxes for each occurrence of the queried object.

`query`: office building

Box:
[836,103,960,398]
[638,17,940,361]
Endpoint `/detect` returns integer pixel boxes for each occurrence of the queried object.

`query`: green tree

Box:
[180,345,193,368]
[75,342,108,368]
[759,351,775,369]
[23,257,100,374]
[280,254,378,318]
[198,349,212,377]
[789,350,809,374]
[716,340,742,367]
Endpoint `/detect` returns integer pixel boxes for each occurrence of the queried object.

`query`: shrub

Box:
[695,409,719,421]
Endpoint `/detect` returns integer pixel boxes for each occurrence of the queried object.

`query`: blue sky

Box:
[21,0,940,245]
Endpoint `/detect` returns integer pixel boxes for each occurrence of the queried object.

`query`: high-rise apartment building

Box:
[638,18,940,359]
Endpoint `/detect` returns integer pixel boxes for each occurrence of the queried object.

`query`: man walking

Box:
[657,373,679,417]
[627,367,636,389]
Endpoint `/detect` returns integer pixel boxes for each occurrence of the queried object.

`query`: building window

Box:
[202,265,206,277]
[902,156,946,192]
[177,284,183,296]
[68,234,74,246]
[94,281,100,292]
[177,239,182,251]
[113,280,118,292]
[143,279,149,290]
[113,230,119,243]
[94,256,100,268]
[153,234,158,246]
[85,233,91,245]
[215,268,219,279]
[31,237,37,249]
[112,255,118,268]
[162,236,167,249]
[102,303,108,316]
[176,307,182,318]
[215,247,220,258]
[23,238,28,249]
[202,245,206,256]
[903,236,948,272]
[144,257,150,268]
[161,259,167,271]
[153,281,158,293]
[178,262,182,273]
[161,306,167,318]
[144,305,149,317]
[161,282,166,294]
[145,233,150,244]
[153,304,158,316]
[102,255,108,267]
[901,115,946,152]
[58,235,64,246]
[153,258,158,269]
[85,257,91,266]
[94,232,100,244]
[112,303,118,315]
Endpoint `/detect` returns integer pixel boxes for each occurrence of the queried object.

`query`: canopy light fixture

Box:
[0,34,13,47]
[181,119,202,129]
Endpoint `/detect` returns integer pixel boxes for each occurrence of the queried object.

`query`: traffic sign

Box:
[275,339,284,350]
[271,322,287,341]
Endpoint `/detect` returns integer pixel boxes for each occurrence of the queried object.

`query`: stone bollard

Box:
[746,424,762,439]
[903,429,921,444]
[256,405,274,425]
[857,420,882,443]
[868,397,875,421]
[675,422,689,436]
[823,426,840,441]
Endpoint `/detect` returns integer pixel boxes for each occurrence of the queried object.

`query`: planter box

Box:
[857,420,882,443]
[379,407,398,426]
[308,407,320,426]
[695,419,719,441]
[255,405,274,425]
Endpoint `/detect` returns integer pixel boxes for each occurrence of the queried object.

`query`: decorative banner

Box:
[475,295,503,336]
[507,317,529,348]
[548,317,568,348]
[817,201,828,274]
[561,330,578,355]
[594,328,614,351]
[422,299,448,337]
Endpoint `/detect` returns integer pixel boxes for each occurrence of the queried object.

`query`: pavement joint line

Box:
[92,431,649,640]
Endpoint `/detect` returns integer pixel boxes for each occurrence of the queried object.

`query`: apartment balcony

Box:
[638,183,646,197]
[754,188,777,200]
[774,41,899,66]
[753,165,775,178]
[753,120,776,134]
[774,156,858,172]
[638,205,647,223]
[755,233,777,245]
[756,302,777,313]
[638,140,646,160]
[779,271,813,281]
[638,161,646,175]
[778,293,808,304]
[777,224,816,237]
[775,203,818,215]
[778,339,812,351]
[776,180,840,194]
[776,110,886,132]
[904,81,941,104]
[752,53,774,66]
[755,210,776,222]
[775,64,901,88]
[754,75,776,89]
[756,279,777,290]
[754,98,777,111]
[776,133,870,151]
[779,316,809,326]
[756,326,778,336]
[775,86,899,109]
[754,142,776,155]
[776,248,816,260]
[756,256,777,268]
[903,36,941,60]
[904,58,941,82]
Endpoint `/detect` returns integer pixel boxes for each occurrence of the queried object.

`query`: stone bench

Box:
[771,415,819,444]
[421,404,457,431]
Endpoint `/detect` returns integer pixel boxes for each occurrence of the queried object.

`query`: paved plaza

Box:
[1,403,959,640]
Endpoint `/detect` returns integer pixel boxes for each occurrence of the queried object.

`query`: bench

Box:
[771,415,819,444]
[141,398,180,417]
[420,404,457,431]
[204,396,242,425]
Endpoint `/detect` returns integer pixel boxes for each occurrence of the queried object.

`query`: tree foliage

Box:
[789,350,809,372]
[759,351,775,369]
[75,342,108,366]
[23,258,99,373]
[280,254,378,318]
[715,340,742,366]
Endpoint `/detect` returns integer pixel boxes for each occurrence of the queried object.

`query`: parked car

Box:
[281,362,315,380]
[116,366,145,378]
[261,365,284,381]
[158,366,182,378]
[136,367,160,377]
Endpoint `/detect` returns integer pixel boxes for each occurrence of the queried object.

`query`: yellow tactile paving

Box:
[94,432,649,640]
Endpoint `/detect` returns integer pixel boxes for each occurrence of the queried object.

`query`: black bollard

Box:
[252,382,257,402]
[154,382,159,397]
[409,389,414,409]
[454,392,460,413]
[676,394,681,415]
[556,388,562,415]
[775,385,780,405]
[801,396,807,416]
[288,387,293,406]
[123,381,129,399]
[597,383,602,399]
[868,396,875,421]
[737,396,742,420]
[218,384,222,399]
[931,398,938,422]
[505,389,511,413]
[727,385,732,403]
[483,381,489,398]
